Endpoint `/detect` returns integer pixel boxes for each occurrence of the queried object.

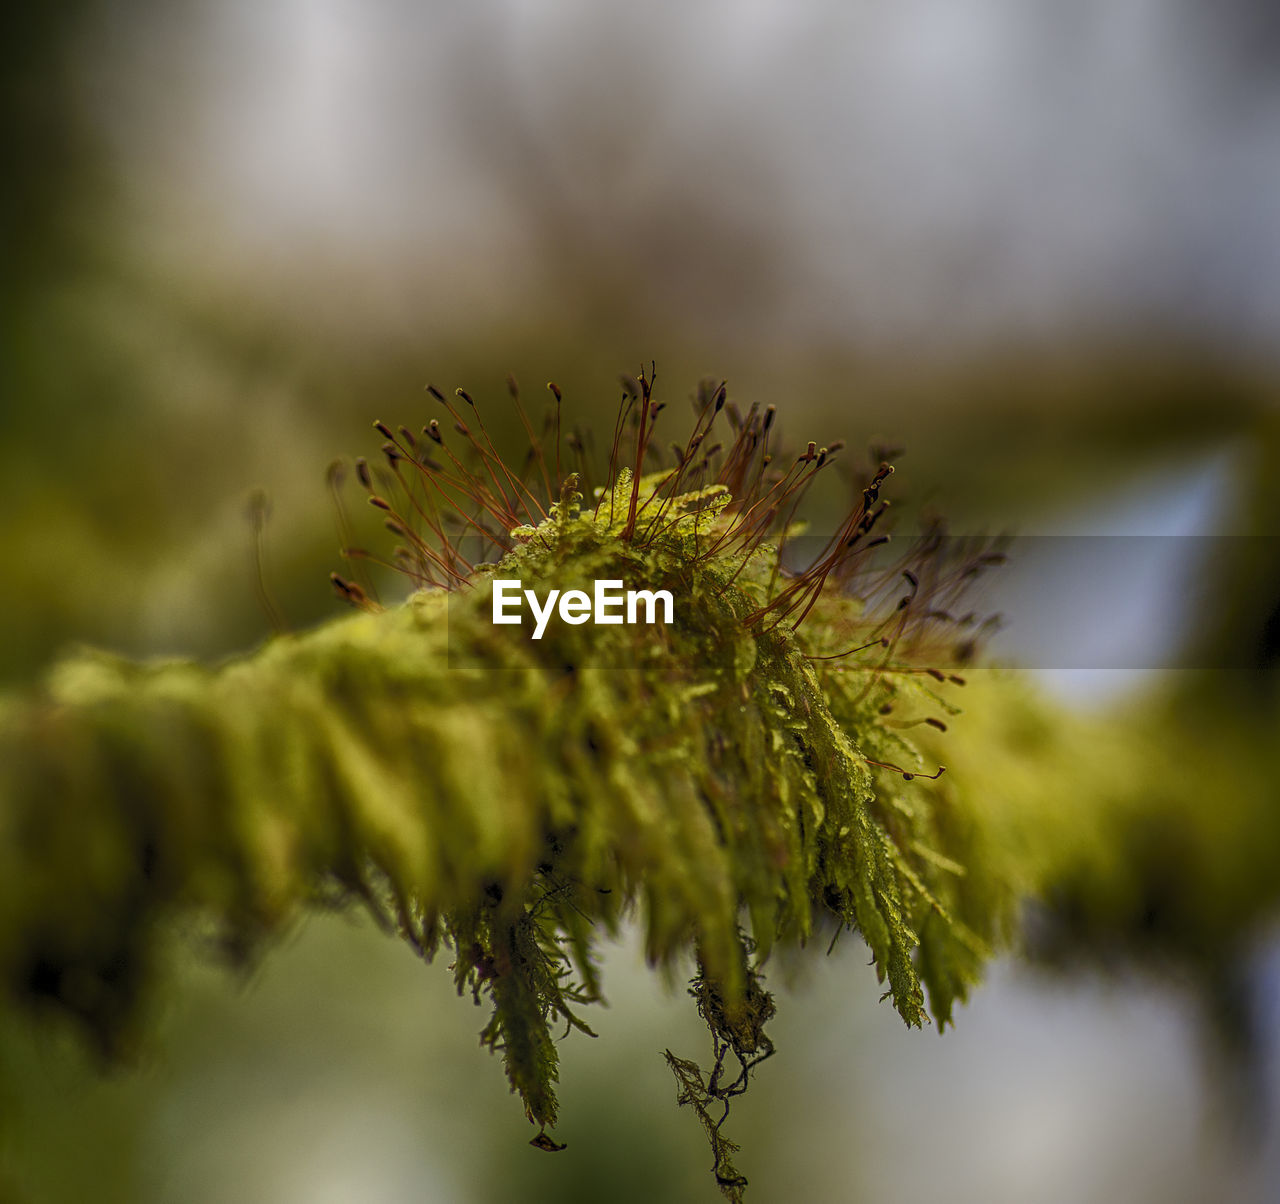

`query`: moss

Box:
[0,379,990,1197]
[6,373,1278,1198]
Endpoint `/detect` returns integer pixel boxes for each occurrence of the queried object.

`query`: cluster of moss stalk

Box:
[3,371,1279,1200]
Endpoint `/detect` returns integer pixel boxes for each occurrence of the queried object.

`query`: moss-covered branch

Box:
[4,374,1278,1199]
[1,481,963,1068]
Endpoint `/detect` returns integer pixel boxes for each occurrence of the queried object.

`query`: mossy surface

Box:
[6,377,1279,1200]
[0,457,983,1195]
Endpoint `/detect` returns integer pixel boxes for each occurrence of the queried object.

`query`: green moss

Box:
[7,376,1279,1199]
[0,448,980,1189]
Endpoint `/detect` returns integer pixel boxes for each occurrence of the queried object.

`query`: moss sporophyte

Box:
[3,368,1015,1202]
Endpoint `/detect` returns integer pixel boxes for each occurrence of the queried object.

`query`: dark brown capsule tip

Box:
[374,420,394,439]
[368,495,393,511]
[456,388,475,406]
[425,384,445,402]
[763,404,776,431]
[329,573,367,606]
[355,457,372,489]
[547,381,562,403]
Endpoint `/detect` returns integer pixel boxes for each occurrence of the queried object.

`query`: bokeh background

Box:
[3,3,1280,1201]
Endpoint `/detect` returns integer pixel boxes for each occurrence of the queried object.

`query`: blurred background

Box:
[3,2,1279,1200]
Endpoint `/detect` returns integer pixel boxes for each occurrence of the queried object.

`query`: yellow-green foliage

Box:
[0,460,974,1190]
[913,673,1280,986]
[6,378,1280,1201]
